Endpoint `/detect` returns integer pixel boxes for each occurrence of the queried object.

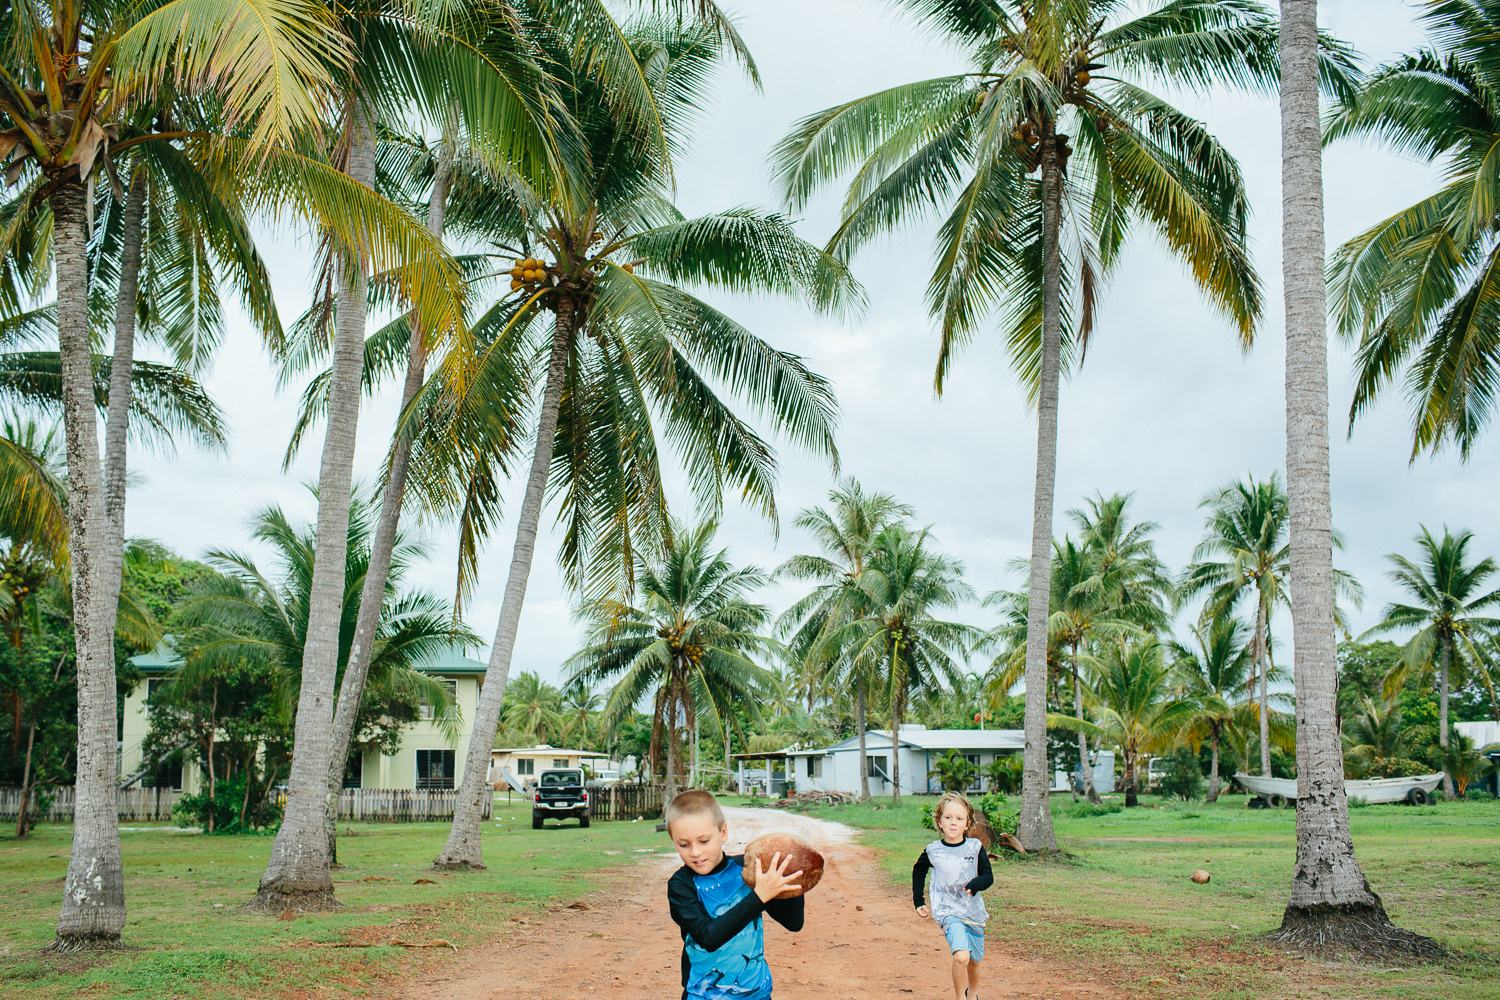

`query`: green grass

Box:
[0,798,668,998]
[798,792,1500,1000]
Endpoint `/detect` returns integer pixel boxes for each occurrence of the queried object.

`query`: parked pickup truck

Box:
[532,768,591,829]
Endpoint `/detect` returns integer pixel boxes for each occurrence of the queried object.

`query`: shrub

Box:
[1347,795,1370,809]
[1068,801,1123,818]
[1156,747,1204,801]
[919,792,1018,836]
[175,774,282,834]
[1369,756,1430,779]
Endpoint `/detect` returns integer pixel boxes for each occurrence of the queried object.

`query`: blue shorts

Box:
[943,920,985,961]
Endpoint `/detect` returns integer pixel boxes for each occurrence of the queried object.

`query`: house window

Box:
[806,756,824,779]
[867,755,889,781]
[552,759,569,768]
[418,679,459,720]
[143,758,182,790]
[146,678,166,702]
[343,752,363,789]
[416,749,456,789]
[517,758,535,776]
[964,754,982,790]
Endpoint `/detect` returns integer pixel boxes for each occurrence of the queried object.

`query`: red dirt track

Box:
[399,807,1124,1000]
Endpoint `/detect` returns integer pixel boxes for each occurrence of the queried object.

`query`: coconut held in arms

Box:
[740,833,824,898]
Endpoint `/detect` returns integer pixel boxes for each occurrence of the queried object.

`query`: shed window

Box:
[416,749,456,789]
[806,756,823,778]
[868,755,889,781]
[517,758,535,776]
[552,758,569,768]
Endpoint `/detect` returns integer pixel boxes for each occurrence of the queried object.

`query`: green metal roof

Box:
[128,640,489,675]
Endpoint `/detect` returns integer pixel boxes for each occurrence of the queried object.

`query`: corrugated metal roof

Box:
[823,728,1024,753]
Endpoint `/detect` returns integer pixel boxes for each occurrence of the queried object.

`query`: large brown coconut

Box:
[740,833,825,898]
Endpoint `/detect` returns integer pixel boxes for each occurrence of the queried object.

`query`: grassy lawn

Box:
[0,797,667,999]
[791,792,1500,1000]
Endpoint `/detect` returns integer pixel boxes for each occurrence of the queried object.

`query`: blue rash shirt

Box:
[666,853,805,1000]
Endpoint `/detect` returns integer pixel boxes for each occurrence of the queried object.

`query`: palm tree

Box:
[1271,0,1437,957]
[502,672,565,744]
[775,479,912,801]
[560,680,602,748]
[0,0,347,945]
[1050,639,1193,807]
[822,525,975,804]
[1340,697,1423,779]
[1325,4,1500,459]
[1170,613,1256,802]
[255,0,572,909]
[170,497,471,728]
[427,16,853,868]
[1178,475,1289,778]
[772,0,1326,848]
[566,520,772,806]
[1360,527,1500,799]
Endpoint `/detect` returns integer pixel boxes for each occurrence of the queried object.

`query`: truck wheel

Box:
[533,814,544,830]
[579,813,590,828]
[1406,787,1429,806]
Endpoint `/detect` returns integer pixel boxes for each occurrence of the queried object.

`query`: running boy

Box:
[666,789,806,1000]
[912,792,994,1000]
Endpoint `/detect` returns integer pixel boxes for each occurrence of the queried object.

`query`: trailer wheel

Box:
[1405,787,1429,806]
[1267,793,1288,809]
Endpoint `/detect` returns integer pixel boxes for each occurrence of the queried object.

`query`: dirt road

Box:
[400,807,1121,1000]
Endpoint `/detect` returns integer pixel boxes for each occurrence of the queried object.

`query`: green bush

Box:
[174,774,281,834]
[1068,800,1123,818]
[1156,747,1204,801]
[919,792,1018,837]
[1369,756,1430,778]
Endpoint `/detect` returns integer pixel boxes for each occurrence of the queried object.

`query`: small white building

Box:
[753,724,1114,796]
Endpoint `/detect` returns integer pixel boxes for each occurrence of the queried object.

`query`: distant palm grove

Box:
[0,0,1496,961]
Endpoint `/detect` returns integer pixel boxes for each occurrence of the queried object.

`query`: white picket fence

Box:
[0,786,177,822]
[0,786,491,823]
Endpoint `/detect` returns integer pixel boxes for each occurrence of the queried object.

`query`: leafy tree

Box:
[567,520,773,806]
[1337,640,1404,724]
[1361,526,1500,799]
[560,680,603,748]
[428,13,854,868]
[981,755,1023,795]
[770,0,1330,849]
[775,479,912,801]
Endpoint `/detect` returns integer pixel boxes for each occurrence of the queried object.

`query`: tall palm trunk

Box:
[1123,743,1138,808]
[1074,658,1100,804]
[1206,726,1221,804]
[99,169,147,635]
[1018,118,1063,852]
[1438,639,1453,798]
[325,143,454,863]
[1255,593,1271,776]
[253,101,376,910]
[433,295,575,869]
[1273,2,1436,956]
[889,682,902,804]
[50,182,127,950]
[855,679,870,802]
[16,719,35,838]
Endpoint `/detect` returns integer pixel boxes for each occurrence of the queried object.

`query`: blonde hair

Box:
[665,789,725,834]
[934,791,975,834]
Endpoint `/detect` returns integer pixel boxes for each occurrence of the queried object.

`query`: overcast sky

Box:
[122,1,1479,689]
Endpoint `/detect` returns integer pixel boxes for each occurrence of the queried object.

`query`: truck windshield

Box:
[541,772,580,786]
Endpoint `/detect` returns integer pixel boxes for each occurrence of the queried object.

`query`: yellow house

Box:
[488,745,611,790]
[121,642,490,792]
